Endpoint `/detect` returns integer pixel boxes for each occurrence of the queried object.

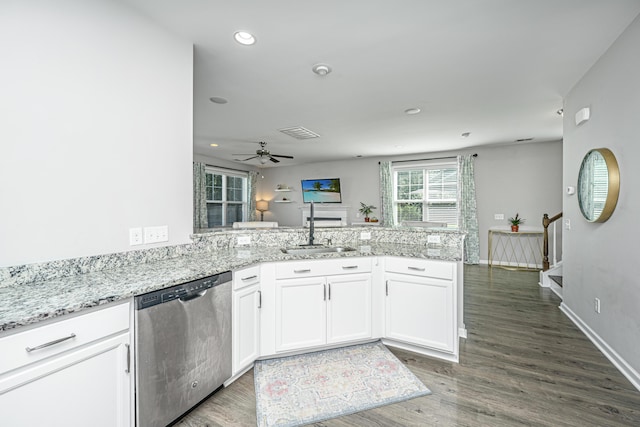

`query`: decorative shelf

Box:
[274,188,292,192]
[274,200,292,203]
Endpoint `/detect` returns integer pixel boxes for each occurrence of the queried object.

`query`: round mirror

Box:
[577,148,620,222]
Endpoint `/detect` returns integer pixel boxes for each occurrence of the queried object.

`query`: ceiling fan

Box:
[233,141,294,164]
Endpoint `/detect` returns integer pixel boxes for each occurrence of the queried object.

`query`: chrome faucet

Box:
[308,201,315,246]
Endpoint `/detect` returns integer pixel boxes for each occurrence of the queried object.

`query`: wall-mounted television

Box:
[301,178,342,203]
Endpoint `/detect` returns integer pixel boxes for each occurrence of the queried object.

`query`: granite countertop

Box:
[0,243,461,333]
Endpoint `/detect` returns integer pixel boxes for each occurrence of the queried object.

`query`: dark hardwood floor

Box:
[177,265,640,426]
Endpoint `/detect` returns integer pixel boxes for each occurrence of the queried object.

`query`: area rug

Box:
[254,341,431,427]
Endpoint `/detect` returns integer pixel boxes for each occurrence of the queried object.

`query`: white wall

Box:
[0,0,194,266]
[257,140,563,261]
[563,14,640,382]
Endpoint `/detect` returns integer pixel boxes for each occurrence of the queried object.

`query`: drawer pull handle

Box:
[242,275,258,281]
[26,333,76,353]
[294,269,311,274]
[342,265,358,269]
[258,290,262,309]
[408,266,426,271]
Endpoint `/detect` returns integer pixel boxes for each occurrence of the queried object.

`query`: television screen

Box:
[301,178,342,203]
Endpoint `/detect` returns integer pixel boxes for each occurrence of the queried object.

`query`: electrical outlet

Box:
[360,231,371,240]
[565,218,571,230]
[129,227,143,246]
[237,235,251,245]
[494,213,505,220]
[144,226,169,244]
[594,298,601,313]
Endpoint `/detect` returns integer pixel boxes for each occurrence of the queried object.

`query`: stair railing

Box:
[542,212,563,271]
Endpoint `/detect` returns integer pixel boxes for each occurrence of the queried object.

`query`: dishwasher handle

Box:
[179,289,207,302]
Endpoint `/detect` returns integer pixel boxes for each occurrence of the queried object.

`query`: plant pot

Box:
[511,225,519,232]
[364,217,370,222]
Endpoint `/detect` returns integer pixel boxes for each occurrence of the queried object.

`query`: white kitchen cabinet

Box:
[384,257,456,355]
[326,273,372,344]
[232,265,261,376]
[0,302,132,427]
[276,276,327,352]
[274,258,372,353]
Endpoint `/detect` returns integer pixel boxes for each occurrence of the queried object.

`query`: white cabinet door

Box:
[233,283,260,374]
[385,273,455,353]
[327,273,372,345]
[0,333,131,427]
[275,277,327,352]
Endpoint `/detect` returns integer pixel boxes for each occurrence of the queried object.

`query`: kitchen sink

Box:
[281,246,357,255]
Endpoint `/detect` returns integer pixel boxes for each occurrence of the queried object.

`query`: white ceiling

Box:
[122,0,640,167]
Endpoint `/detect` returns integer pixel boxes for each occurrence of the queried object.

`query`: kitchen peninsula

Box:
[0,226,465,427]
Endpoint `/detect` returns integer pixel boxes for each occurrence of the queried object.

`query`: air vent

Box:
[516,138,534,142]
[278,126,321,140]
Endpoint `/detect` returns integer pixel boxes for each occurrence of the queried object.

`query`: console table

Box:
[488,226,544,270]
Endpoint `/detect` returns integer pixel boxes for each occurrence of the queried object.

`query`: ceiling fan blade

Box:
[271,154,294,159]
[234,155,259,161]
[269,156,280,163]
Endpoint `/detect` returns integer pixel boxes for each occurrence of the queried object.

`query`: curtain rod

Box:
[204,163,254,174]
[380,153,477,164]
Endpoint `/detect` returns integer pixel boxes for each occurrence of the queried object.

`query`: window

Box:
[393,162,458,227]
[205,168,248,226]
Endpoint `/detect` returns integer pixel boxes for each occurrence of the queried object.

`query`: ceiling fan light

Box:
[259,157,267,164]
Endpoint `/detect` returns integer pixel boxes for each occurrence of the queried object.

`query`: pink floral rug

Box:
[254,341,431,427]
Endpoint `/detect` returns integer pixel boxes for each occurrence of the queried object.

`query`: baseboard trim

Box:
[382,339,459,363]
[560,302,640,391]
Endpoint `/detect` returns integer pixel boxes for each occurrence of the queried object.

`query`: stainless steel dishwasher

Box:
[134,271,232,427]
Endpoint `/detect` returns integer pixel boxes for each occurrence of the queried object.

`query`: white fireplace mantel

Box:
[299,205,350,227]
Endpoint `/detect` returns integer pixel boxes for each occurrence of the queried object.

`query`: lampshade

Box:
[256,200,269,212]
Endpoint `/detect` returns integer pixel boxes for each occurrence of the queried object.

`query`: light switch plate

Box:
[360,231,371,240]
[237,236,251,245]
[494,213,505,220]
[144,226,169,244]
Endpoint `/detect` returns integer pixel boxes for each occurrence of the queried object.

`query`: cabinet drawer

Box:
[0,301,130,375]
[233,265,260,290]
[276,258,372,279]
[385,257,453,280]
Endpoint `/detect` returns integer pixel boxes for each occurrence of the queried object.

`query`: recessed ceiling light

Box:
[404,108,421,115]
[210,143,219,147]
[312,63,332,76]
[234,31,256,45]
[209,97,228,104]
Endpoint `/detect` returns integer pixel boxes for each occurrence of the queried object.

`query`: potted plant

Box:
[508,213,524,232]
[359,202,377,222]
